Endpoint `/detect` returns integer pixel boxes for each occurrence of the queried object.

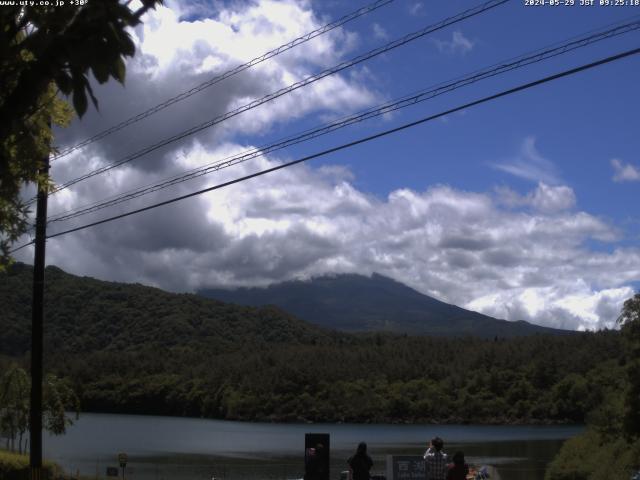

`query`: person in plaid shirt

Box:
[423,437,448,480]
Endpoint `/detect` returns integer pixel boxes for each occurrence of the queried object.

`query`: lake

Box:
[43,413,583,480]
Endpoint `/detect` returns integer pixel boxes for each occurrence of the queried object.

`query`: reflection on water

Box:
[44,413,581,480]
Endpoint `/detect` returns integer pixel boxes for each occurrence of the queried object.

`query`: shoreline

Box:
[68,408,586,428]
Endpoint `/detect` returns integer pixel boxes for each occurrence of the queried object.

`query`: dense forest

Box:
[544,294,640,480]
[0,263,627,427]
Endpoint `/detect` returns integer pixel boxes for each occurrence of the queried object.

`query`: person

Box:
[423,436,448,480]
[347,442,373,480]
[446,451,469,480]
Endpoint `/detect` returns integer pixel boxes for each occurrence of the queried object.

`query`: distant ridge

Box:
[0,264,610,425]
[199,273,572,338]
[0,262,333,357]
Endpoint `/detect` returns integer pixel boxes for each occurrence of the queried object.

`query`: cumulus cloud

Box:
[52,0,376,167]
[468,285,633,331]
[432,31,475,55]
[495,183,576,213]
[611,158,640,182]
[492,136,562,185]
[15,1,638,333]
[372,22,389,40]
[23,140,640,331]
[409,2,425,16]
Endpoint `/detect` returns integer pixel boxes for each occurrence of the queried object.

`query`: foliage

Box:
[545,292,640,479]
[618,294,640,325]
[545,430,640,480]
[0,366,29,453]
[0,263,627,426]
[0,364,79,453]
[0,82,71,269]
[0,449,32,480]
[43,373,80,436]
[0,0,162,267]
[0,449,77,480]
[0,0,162,123]
[618,293,640,438]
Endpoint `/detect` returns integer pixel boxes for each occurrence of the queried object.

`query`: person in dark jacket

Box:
[446,451,469,480]
[347,442,373,480]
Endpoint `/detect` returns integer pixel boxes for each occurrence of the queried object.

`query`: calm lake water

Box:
[43,413,583,480]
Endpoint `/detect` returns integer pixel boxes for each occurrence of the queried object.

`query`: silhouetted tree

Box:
[0,366,79,452]
[0,365,29,452]
[0,0,162,266]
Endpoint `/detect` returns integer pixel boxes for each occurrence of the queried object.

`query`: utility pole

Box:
[30,153,49,480]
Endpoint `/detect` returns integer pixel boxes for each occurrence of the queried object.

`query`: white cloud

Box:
[432,31,475,55]
[372,22,389,40]
[52,0,376,161]
[496,182,576,213]
[611,158,640,182]
[492,136,562,184]
[22,138,640,332]
[409,2,425,16]
[468,285,633,331]
[16,1,637,334]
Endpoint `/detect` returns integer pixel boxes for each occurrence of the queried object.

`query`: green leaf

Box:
[72,87,87,118]
[91,62,110,83]
[113,56,126,84]
[119,32,136,57]
[84,79,99,110]
[54,72,73,95]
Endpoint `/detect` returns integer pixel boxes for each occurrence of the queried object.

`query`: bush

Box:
[545,430,640,480]
[0,449,68,480]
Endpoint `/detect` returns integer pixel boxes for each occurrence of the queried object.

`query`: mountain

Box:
[1,263,617,425]
[0,262,334,357]
[199,273,571,337]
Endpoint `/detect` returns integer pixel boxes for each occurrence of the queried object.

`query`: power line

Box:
[50,0,394,161]
[44,18,640,225]
[47,17,640,222]
[32,0,509,204]
[10,45,638,253]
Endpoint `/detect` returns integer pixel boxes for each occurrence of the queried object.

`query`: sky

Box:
[15,0,640,331]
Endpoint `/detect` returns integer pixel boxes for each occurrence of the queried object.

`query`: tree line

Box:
[0,263,626,425]
[545,293,640,480]
[1,264,639,479]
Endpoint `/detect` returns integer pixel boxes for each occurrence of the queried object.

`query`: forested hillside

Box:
[1,263,335,356]
[0,263,625,425]
[545,294,640,480]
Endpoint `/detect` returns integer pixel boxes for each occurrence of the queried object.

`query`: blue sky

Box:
[17,0,640,330]
[279,0,640,220]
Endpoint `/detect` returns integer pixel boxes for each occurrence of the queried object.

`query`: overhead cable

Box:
[33,0,509,204]
[8,45,636,254]
[51,0,395,161]
[45,18,640,224]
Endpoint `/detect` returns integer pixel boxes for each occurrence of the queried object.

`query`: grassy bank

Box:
[0,449,75,480]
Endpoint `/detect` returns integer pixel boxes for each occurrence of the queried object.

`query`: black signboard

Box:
[106,467,119,477]
[305,433,330,480]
